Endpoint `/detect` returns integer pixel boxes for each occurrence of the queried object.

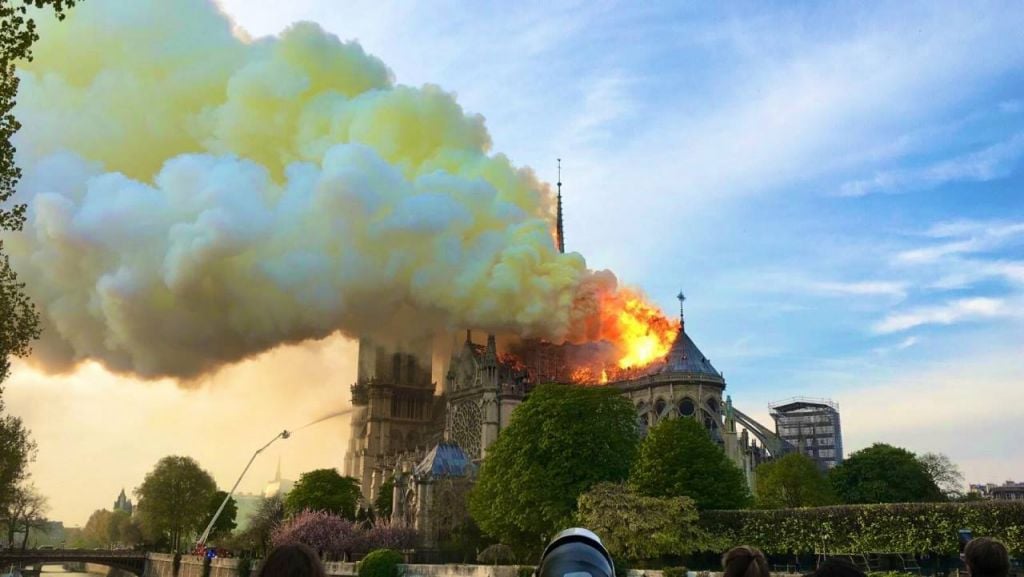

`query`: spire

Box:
[677,290,686,332]
[556,158,565,254]
[465,329,472,344]
[486,333,496,354]
[274,457,282,482]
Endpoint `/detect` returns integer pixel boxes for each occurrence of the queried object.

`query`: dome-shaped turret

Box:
[663,291,722,379]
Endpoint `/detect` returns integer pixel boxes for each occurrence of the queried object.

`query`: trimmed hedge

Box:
[699,501,1024,555]
[358,549,404,577]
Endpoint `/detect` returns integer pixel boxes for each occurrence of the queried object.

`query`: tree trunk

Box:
[19,523,29,551]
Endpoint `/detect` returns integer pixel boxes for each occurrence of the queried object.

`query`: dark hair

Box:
[809,558,865,577]
[964,537,1010,577]
[722,546,770,577]
[256,543,326,577]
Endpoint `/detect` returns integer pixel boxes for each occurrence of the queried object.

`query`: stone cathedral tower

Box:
[343,337,442,501]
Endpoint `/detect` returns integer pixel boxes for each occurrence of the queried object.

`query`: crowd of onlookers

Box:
[251,536,1012,577]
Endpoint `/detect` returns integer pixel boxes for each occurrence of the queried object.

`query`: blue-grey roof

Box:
[663,327,721,378]
[414,443,477,479]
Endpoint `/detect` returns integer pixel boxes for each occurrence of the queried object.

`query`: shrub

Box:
[578,482,706,561]
[614,557,631,577]
[478,543,517,565]
[517,568,535,577]
[662,567,688,577]
[358,549,404,577]
[364,519,418,551]
[237,558,252,577]
[699,501,1024,555]
[272,509,363,560]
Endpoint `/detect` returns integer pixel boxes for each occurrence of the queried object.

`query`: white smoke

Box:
[5,0,621,379]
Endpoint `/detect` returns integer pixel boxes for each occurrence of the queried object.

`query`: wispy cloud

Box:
[871,335,919,356]
[808,280,908,299]
[931,259,1024,289]
[873,297,1007,333]
[838,133,1024,197]
[895,219,1024,264]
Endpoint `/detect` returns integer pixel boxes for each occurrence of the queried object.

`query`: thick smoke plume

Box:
[5,0,633,379]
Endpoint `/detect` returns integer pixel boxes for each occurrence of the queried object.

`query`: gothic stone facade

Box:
[343,318,775,547]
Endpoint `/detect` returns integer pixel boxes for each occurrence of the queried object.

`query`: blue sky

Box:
[8,1,1023,524]
[212,0,1024,477]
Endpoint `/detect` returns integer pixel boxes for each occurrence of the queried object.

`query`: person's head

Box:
[256,543,326,577]
[722,546,770,577]
[964,537,1010,577]
[810,558,865,577]
[537,528,615,577]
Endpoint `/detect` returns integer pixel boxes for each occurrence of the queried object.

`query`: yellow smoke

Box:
[6,0,624,379]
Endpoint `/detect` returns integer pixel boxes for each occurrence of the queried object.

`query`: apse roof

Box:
[663,326,721,378]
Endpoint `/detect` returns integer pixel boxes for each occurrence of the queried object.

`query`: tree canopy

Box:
[630,417,750,510]
[135,455,217,551]
[1,0,79,385]
[1,482,46,550]
[577,482,705,562]
[374,477,394,518]
[918,452,965,500]
[230,495,283,556]
[755,452,836,509]
[469,384,639,554]
[284,469,361,519]
[829,443,943,504]
[0,410,34,510]
[205,490,237,540]
[80,508,141,548]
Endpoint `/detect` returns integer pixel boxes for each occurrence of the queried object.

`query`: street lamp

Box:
[195,429,291,549]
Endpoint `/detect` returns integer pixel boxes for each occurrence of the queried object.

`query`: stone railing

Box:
[145,554,745,577]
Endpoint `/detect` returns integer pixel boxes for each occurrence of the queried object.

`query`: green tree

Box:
[630,417,750,509]
[0,413,34,512]
[576,482,705,562]
[81,509,114,548]
[469,384,639,554]
[205,490,237,540]
[284,469,361,519]
[81,508,142,548]
[755,453,836,509]
[829,443,943,504]
[1,0,80,385]
[0,0,78,531]
[235,495,283,556]
[374,478,394,518]
[918,452,965,500]
[113,509,143,547]
[1,482,45,549]
[135,455,217,551]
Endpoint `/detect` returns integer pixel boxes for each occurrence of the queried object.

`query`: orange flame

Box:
[601,289,679,369]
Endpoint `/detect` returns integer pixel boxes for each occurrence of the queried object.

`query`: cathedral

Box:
[341,182,789,547]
